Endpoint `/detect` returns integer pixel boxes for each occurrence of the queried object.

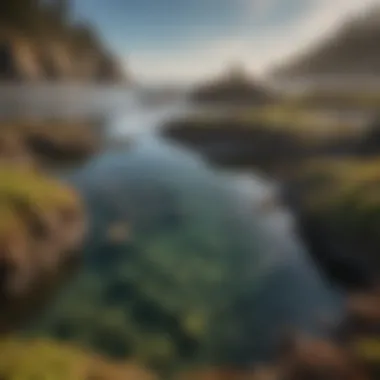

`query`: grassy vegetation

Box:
[0,337,156,380]
[351,337,380,363]
[239,104,363,144]
[0,164,79,219]
[290,157,380,287]
[287,91,380,111]
[170,101,367,148]
[0,164,80,216]
[297,157,380,211]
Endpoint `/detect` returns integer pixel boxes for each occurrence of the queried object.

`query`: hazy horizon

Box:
[71,0,380,85]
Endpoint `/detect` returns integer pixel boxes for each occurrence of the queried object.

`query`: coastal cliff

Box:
[0,1,126,83]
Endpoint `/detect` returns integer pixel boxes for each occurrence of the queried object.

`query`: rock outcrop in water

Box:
[281,158,380,292]
[0,120,103,168]
[163,109,380,292]
[0,1,126,83]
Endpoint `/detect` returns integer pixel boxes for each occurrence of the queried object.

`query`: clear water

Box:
[5,85,343,368]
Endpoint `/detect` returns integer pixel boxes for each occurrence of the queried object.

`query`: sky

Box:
[72,0,380,84]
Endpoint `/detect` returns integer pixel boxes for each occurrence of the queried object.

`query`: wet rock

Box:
[25,121,102,163]
[0,120,102,170]
[348,292,380,327]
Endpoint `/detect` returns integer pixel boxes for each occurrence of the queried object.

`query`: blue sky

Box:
[72,0,380,83]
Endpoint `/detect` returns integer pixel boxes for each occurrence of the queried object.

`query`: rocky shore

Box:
[0,93,379,378]
[164,114,380,289]
[0,120,104,168]
[0,115,110,334]
[162,107,380,379]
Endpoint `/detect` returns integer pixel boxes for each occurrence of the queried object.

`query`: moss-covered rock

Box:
[0,165,86,305]
[288,158,380,290]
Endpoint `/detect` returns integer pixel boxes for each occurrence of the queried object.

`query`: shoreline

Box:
[162,113,380,292]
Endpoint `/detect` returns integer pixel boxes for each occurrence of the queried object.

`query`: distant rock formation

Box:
[273,6,380,78]
[192,63,274,105]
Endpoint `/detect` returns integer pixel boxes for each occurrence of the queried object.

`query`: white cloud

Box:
[128,0,380,84]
